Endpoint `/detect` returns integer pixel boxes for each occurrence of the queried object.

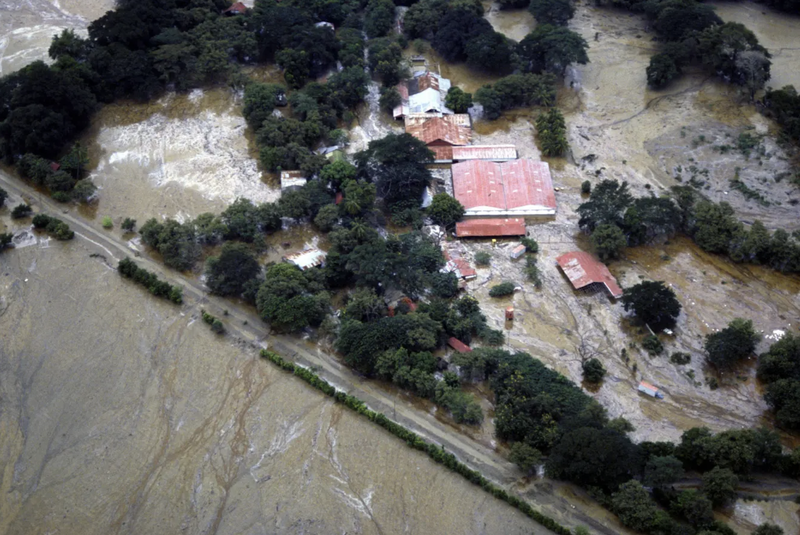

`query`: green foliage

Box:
[591,223,626,262]
[341,179,376,216]
[671,352,691,365]
[705,318,759,369]
[509,442,542,474]
[355,133,433,204]
[489,282,516,297]
[752,524,784,535]
[582,358,606,383]
[517,24,588,75]
[475,73,556,120]
[697,23,770,93]
[647,53,679,88]
[243,82,286,130]
[528,0,575,25]
[611,480,669,533]
[475,251,491,266]
[642,335,664,355]
[525,255,543,288]
[0,187,7,207]
[520,237,539,253]
[314,203,340,232]
[202,309,225,334]
[257,263,329,333]
[643,455,684,488]
[580,180,591,194]
[379,86,402,113]
[428,193,465,228]
[702,466,739,507]
[320,160,357,188]
[445,87,473,113]
[338,28,366,68]
[764,85,800,145]
[430,271,460,298]
[118,257,183,304]
[139,218,200,271]
[675,426,782,474]
[344,287,385,322]
[71,178,96,202]
[364,0,395,38]
[432,7,494,63]
[121,218,136,232]
[11,204,32,219]
[0,232,13,252]
[577,179,633,232]
[369,38,406,86]
[30,213,74,240]
[536,107,569,156]
[205,242,261,297]
[621,281,681,332]
[101,216,113,229]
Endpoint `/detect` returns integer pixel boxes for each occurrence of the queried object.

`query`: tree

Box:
[647,53,679,88]
[364,0,395,38]
[517,25,588,75]
[757,333,800,384]
[11,204,32,219]
[705,318,759,369]
[475,251,491,266]
[139,218,199,271]
[341,179,376,216]
[344,287,385,322]
[623,197,682,246]
[509,442,542,474]
[582,358,606,383]
[379,87,402,114]
[621,281,681,332]
[611,480,664,532]
[276,48,310,88]
[60,142,89,179]
[279,188,312,219]
[243,82,285,130]
[697,23,770,89]
[536,107,569,156]
[702,466,738,507]
[256,263,328,332]
[752,524,784,535]
[465,31,513,73]
[577,179,633,231]
[765,379,800,429]
[0,187,8,207]
[489,282,516,297]
[328,66,371,110]
[445,87,473,113]
[591,223,627,262]
[71,179,96,202]
[314,203,339,232]
[320,160,357,188]
[428,194,465,228]
[673,490,714,527]
[432,7,493,62]
[354,133,433,205]
[643,455,684,488]
[528,0,575,25]
[205,242,261,297]
[546,427,641,491]
[121,218,136,232]
[692,201,743,254]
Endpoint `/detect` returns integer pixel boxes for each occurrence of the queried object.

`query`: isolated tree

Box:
[697,23,770,88]
[465,31,513,73]
[71,179,96,202]
[577,179,633,231]
[121,218,136,232]
[765,379,800,429]
[445,87,473,113]
[621,281,681,332]
[489,282,516,297]
[702,466,738,507]
[205,242,261,297]
[517,25,588,75]
[428,194,465,228]
[647,53,679,88]
[509,442,542,474]
[582,358,606,383]
[591,223,627,262]
[705,318,759,369]
[11,204,33,219]
[432,7,493,62]
[536,107,569,156]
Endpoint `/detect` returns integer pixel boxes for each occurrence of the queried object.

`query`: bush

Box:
[475,251,491,266]
[102,216,113,229]
[202,309,225,334]
[525,256,542,288]
[121,218,136,232]
[642,335,664,355]
[591,223,627,262]
[51,191,70,203]
[671,352,691,365]
[582,358,606,383]
[581,180,591,194]
[428,194,465,228]
[445,87,473,113]
[705,318,759,369]
[621,281,681,332]
[536,108,569,157]
[118,257,183,304]
[510,442,542,474]
[489,282,516,297]
[11,204,32,219]
[520,237,539,253]
[30,213,74,240]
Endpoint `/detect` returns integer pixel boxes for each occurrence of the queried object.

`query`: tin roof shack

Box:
[452,159,556,218]
[448,337,472,353]
[393,71,453,119]
[638,381,664,399]
[284,248,327,271]
[556,251,623,299]
[280,170,307,191]
[405,115,472,162]
[442,251,477,280]
[455,218,526,238]
[510,244,526,259]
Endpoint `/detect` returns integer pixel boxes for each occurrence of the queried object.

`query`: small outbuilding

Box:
[280,170,307,190]
[556,251,623,299]
[505,307,515,321]
[510,244,526,259]
[638,381,664,399]
[223,2,247,15]
[455,218,526,238]
[284,248,327,271]
[448,337,472,353]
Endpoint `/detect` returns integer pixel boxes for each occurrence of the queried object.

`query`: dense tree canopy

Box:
[517,25,588,75]
[355,133,434,205]
[205,242,261,296]
[621,280,681,332]
[705,318,759,369]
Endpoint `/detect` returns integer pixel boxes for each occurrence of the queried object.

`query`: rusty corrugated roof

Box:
[556,251,623,298]
[430,145,453,161]
[452,145,517,161]
[417,72,440,92]
[455,218,526,237]
[452,159,555,217]
[405,116,471,146]
[448,337,472,353]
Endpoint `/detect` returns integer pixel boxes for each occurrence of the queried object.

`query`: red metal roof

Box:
[448,337,472,353]
[430,145,453,161]
[224,2,247,13]
[452,145,517,161]
[417,73,440,92]
[556,251,623,298]
[452,159,555,216]
[405,116,471,146]
[455,218,526,237]
[50,162,60,172]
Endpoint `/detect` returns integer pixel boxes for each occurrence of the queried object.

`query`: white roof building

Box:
[284,248,327,270]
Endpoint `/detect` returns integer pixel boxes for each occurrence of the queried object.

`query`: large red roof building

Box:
[452,159,556,217]
[556,251,623,299]
[455,218,526,238]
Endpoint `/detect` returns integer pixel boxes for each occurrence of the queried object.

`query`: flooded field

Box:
[0,223,543,535]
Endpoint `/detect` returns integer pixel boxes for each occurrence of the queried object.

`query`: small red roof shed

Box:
[556,251,623,299]
[455,218,526,238]
[223,2,247,14]
[448,337,472,353]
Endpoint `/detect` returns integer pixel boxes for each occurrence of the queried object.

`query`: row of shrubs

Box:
[32,213,74,240]
[201,309,225,334]
[260,349,572,535]
[118,258,183,304]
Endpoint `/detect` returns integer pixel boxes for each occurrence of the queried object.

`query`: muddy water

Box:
[483,1,537,42]
[0,0,114,75]
[0,237,542,535]
[81,88,277,224]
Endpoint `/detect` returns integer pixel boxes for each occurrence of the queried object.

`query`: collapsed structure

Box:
[555,251,623,299]
[452,159,556,218]
[284,248,327,271]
